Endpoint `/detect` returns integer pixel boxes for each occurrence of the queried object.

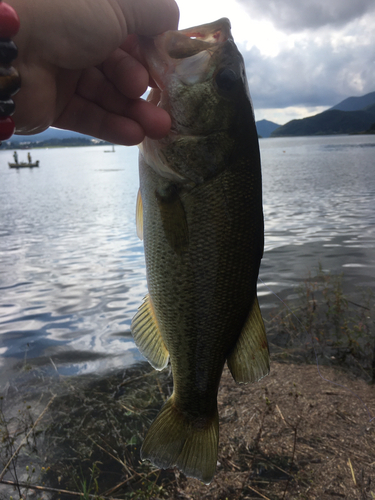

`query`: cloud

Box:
[241,12,375,114]
[236,0,375,33]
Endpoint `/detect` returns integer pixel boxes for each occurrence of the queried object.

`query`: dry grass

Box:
[1,361,374,500]
[174,362,375,500]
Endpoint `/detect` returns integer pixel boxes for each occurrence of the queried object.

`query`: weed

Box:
[270,266,375,381]
[73,463,101,500]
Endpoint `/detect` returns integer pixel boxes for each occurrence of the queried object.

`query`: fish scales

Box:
[132,18,270,484]
[140,154,262,398]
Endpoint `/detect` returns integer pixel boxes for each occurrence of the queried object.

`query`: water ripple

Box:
[1,137,375,384]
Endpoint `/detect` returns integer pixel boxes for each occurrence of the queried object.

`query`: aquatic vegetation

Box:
[0,364,176,499]
[268,265,375,382]
[0,397,42,499]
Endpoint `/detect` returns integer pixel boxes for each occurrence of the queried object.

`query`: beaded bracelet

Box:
[0,0,21,144]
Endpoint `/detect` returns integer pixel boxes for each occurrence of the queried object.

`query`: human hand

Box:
[9,0,179,145]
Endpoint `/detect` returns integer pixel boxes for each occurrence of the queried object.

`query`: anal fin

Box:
[131,294,169,370]
[227,296,270,383]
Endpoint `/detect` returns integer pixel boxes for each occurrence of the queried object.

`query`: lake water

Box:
[1,135,375,389]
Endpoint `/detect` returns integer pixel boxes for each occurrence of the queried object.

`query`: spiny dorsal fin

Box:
[131,294,169,370]
[136,188,143,240]
[227,296,270,383]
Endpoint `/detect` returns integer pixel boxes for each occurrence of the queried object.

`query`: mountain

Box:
[328,91,375,112]
[255,119,280,138]
[272,96,375,137]
[9,127,93,143]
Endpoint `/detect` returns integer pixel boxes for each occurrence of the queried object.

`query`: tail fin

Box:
[141,395,219,484]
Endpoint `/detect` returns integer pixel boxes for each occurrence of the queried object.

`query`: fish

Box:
[131,18,270,484]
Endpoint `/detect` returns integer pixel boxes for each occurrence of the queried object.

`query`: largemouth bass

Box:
[131,18,269,484]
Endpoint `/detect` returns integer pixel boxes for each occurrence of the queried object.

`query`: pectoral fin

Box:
[136,188,143,240]
[227,297,270,383]
[131,294,169,370]
[156,185,189,254]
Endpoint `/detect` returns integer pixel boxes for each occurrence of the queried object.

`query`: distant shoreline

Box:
[2,131,375,149]
[0,138,111,150]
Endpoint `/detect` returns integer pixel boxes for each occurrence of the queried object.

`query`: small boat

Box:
[9,161,40,168]
[104,144,115,153]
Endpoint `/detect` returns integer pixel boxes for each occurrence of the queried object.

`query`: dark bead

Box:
[0,39,18,64]
[0,66,21,99]
[0,98,15,116]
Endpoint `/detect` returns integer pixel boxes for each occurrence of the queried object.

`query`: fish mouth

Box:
[161,18,232,59]
[139,18,233,90]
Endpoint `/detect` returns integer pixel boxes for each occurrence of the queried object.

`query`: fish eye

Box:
[215,68,238,91]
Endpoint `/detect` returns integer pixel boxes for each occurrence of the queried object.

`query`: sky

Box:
[175,0,375,124]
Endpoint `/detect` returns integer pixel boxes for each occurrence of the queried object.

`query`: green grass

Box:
[268,265,375,382]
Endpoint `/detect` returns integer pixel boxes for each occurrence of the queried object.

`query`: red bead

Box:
[0,115,14,140]
[0,2,20,38]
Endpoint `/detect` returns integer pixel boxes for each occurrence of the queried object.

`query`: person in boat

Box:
[8,0,179,146]
[13,151,18,164]
[27,152,32,163]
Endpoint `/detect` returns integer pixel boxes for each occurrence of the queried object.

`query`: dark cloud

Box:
[242,31,375,110]
[236,0,375,32]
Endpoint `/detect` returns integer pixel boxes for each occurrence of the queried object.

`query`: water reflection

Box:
[0,146,148,382]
